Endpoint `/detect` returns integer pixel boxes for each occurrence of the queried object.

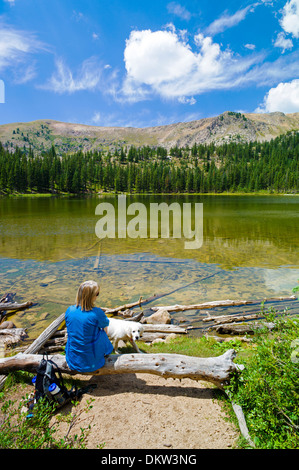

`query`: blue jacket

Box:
[65,305,113,372]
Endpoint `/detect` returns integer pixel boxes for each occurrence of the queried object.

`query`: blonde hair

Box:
[76,280,99,311]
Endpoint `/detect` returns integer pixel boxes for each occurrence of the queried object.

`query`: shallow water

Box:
[0,195,298,340]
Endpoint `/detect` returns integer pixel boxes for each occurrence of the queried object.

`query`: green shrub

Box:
[227,310,299,449]
[0,373,93,449]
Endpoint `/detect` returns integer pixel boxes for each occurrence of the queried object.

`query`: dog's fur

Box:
[106,318,144,353]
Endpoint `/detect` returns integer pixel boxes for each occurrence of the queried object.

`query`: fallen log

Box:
[122,312,144,322]
[204,333,253,344]
[142,324,187,334]
[103,296,144,315]
[209,322,275,335]
[0,349,241,389]
[117,309,135,318]
[0,301,34,312]
[0,328,28,346]
[204,314,263,325]
[151,296,297,313]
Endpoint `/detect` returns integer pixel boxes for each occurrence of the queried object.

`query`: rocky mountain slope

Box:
[1,111,298,156]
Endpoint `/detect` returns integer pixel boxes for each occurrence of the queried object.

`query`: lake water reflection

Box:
[0,195,298,339]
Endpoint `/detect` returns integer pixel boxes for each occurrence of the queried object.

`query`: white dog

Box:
[106,318,144,353]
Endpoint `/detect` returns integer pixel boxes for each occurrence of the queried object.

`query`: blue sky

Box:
[0,0,299,127]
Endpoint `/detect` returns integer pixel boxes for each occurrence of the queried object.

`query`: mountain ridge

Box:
[1,111,299,156]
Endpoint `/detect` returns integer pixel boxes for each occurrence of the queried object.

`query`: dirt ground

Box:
[54,372,239,449]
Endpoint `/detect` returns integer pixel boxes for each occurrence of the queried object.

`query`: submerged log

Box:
[151,296,297,313]
[0,301,34,312]
[101,273,222,315]
[0,349,241,389]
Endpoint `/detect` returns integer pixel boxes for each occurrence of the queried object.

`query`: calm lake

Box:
[0,194,298,340]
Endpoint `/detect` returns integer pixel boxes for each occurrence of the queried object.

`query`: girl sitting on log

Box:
[65,280,113,373]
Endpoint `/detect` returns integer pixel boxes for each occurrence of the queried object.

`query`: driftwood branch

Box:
[224,391,255,448]
[151,296,297,313]
[0,349,241,389]
[103,297,144,315]
[0,301,34,312]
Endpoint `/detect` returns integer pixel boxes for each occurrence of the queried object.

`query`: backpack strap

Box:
[49,359,67,390]
[43,360,55,400]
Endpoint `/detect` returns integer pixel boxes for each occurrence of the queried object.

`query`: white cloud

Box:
[178,96,196,105]
[124,29,195,87]
[0,22,46,72]
[245,43,256,50]
[237,50,299,87]
[167,2,191,21]
[41,56,104,94]
[274,31,293,52]
[121,28,262,102]
[91,111,101,124]
[280,0,299,38]
[205,4,258,36]
[13,63,37,84]
[256,79,299,113]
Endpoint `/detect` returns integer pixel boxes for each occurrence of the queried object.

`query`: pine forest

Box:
[0,131,298,195]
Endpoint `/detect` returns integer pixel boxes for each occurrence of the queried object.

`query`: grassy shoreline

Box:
[1,189,299,198]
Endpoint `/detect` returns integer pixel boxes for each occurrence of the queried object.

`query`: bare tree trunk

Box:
[0,349,241,389]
